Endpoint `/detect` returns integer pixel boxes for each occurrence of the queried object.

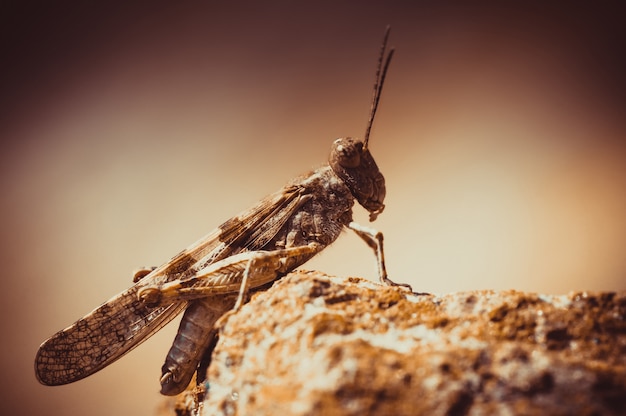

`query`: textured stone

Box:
[174,271,626,415]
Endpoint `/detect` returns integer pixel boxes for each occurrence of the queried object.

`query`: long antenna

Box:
[363,25,394,149]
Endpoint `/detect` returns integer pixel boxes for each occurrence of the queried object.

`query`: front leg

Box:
[348,221,412,290]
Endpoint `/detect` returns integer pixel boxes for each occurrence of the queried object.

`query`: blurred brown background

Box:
[1,1,624,415]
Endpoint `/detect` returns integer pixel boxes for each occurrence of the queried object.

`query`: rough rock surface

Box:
[174,271,626,415]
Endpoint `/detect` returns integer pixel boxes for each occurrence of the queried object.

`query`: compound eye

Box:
[335,140,361,168]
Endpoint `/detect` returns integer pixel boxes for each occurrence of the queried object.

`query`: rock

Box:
[174,271,626,415]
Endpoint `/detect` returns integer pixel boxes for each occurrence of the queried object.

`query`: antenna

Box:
[363,25,394,149]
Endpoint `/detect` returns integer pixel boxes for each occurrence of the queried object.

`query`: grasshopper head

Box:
[330,137,385,221]
[327,27,395,222]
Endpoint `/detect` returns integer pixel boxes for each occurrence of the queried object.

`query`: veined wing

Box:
[35,184,306,385]
[174,184,308,275]
[35,281,187,385]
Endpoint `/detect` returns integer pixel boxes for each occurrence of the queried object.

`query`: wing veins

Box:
[35,184,307,385]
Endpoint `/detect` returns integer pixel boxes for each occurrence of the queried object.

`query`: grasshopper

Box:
[35,26,411,396]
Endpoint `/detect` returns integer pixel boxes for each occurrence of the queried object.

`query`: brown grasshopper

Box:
[35,26,411,396]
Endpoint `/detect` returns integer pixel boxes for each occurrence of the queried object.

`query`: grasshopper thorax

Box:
[329,137,385,221]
